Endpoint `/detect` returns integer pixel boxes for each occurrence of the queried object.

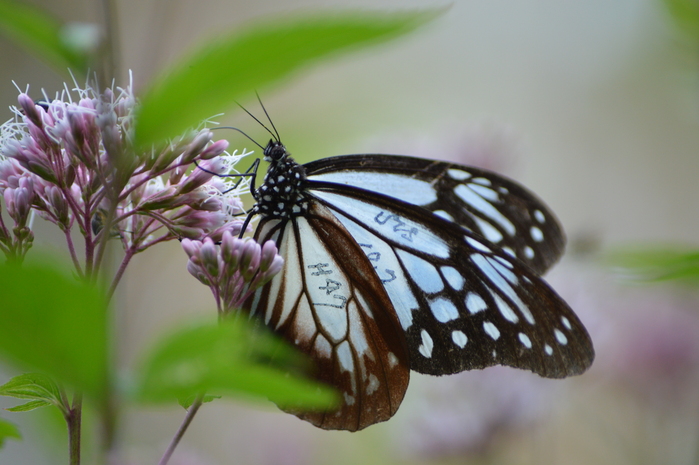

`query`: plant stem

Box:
[158,395,204,465]
[67,392,83,465]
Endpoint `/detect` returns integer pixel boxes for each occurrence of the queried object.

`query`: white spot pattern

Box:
[530,226,544,242]
[561,316,572,330]
[447,168,471,180]
[418,329,434,358]
[429,297,460,323]
[441,266,464,290]
[554,329,568,345]
[466,292,487,314]
[483,321,501,340]
[534,209,546,223]
[451,330,468,348]
[544,344,553,355]
[518,332,532,349]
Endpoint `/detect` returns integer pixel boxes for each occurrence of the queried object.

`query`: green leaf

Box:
[0,373,66,414]
[5,400,52,412]
[0,260,108,403]
[136,318,338,411]
[134,9,443,148]
[606,245,699,284]
[662,0,699,38]
[178,394,221,410]
[0,0,90,77]
[0,418,21,448]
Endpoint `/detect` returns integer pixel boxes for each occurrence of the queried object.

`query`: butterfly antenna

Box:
[256,91,281,142]
[211,126,264,150]
[236,101,278,142]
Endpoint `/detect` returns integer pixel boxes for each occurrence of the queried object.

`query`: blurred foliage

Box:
[662,0,699,38]
[0,373,67,414]
[0,418,21,448]
[0,259,108,403]
[136,318,338,410]
[134,9,443,148]
[0,0,91,78]
[607,245,699,284]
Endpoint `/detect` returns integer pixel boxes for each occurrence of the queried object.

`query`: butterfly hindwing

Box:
[306,182,594,378]
[305,154,564,275]
[246,202,410,431]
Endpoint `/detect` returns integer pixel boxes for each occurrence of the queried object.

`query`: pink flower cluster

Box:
[0,79,250,271]
[182,233,283,314]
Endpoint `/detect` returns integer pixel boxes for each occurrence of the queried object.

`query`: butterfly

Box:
[232,113,595,432]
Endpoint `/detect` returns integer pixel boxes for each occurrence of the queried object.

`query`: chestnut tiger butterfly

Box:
[225,106,594,432]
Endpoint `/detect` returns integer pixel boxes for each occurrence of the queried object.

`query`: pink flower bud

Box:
[199,139,229,160]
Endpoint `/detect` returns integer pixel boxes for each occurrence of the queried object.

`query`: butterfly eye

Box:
[263,140,287,162]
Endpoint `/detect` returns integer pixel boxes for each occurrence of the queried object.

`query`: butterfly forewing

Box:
[245,202,410,431]
[306,182,594,378]
[305,154,564,275]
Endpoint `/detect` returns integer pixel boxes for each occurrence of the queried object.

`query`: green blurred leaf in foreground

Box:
[607,246,699,283]
[0,0,91,77]
[0,260,108,402]
[0,418,21,448]
[663,0,699,38]
[134,9,443,148]
[136,318,338,411]
[0,373,66,414]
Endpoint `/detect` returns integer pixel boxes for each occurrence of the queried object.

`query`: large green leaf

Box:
[134,9,442,148]
[0,260,108,402]
[136,318,338,410]
[662,0,699,37]
[0,0,90,77]
[0,418,21,448]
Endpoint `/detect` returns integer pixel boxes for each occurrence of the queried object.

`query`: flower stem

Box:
[67,392,83,465]
[158,395,205,465]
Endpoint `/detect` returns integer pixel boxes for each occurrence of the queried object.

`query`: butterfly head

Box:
[263,139,288,163]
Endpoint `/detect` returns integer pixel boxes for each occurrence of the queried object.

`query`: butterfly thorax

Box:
[253,140,308,219]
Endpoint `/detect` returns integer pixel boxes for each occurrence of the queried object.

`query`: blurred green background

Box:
[2,0,699,464]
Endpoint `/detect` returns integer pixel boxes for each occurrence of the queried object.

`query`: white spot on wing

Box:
[418,329,434,358]
[483,321,501,340]
[466,292,487,314]
[544,344,553,355]
[429,297,460,323]
[387,352,399,368]
[447,168,471,180]
[518,332,532,349]
[561,316,572,330]
[466,236,492,253]
[534,210,546,223]
[366,374,379,395]
[554,329,568,345]
[433,210,454,221]
[441,266,464,290]
[489,290,518,323]
[524,246,535,259]
[451,330,468,348]
[473,216,503,243]
[472,177,492,186]
[530,226,544,242]
[344,392,355,405]
[502,247,515,257]
[468,183,499,200]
